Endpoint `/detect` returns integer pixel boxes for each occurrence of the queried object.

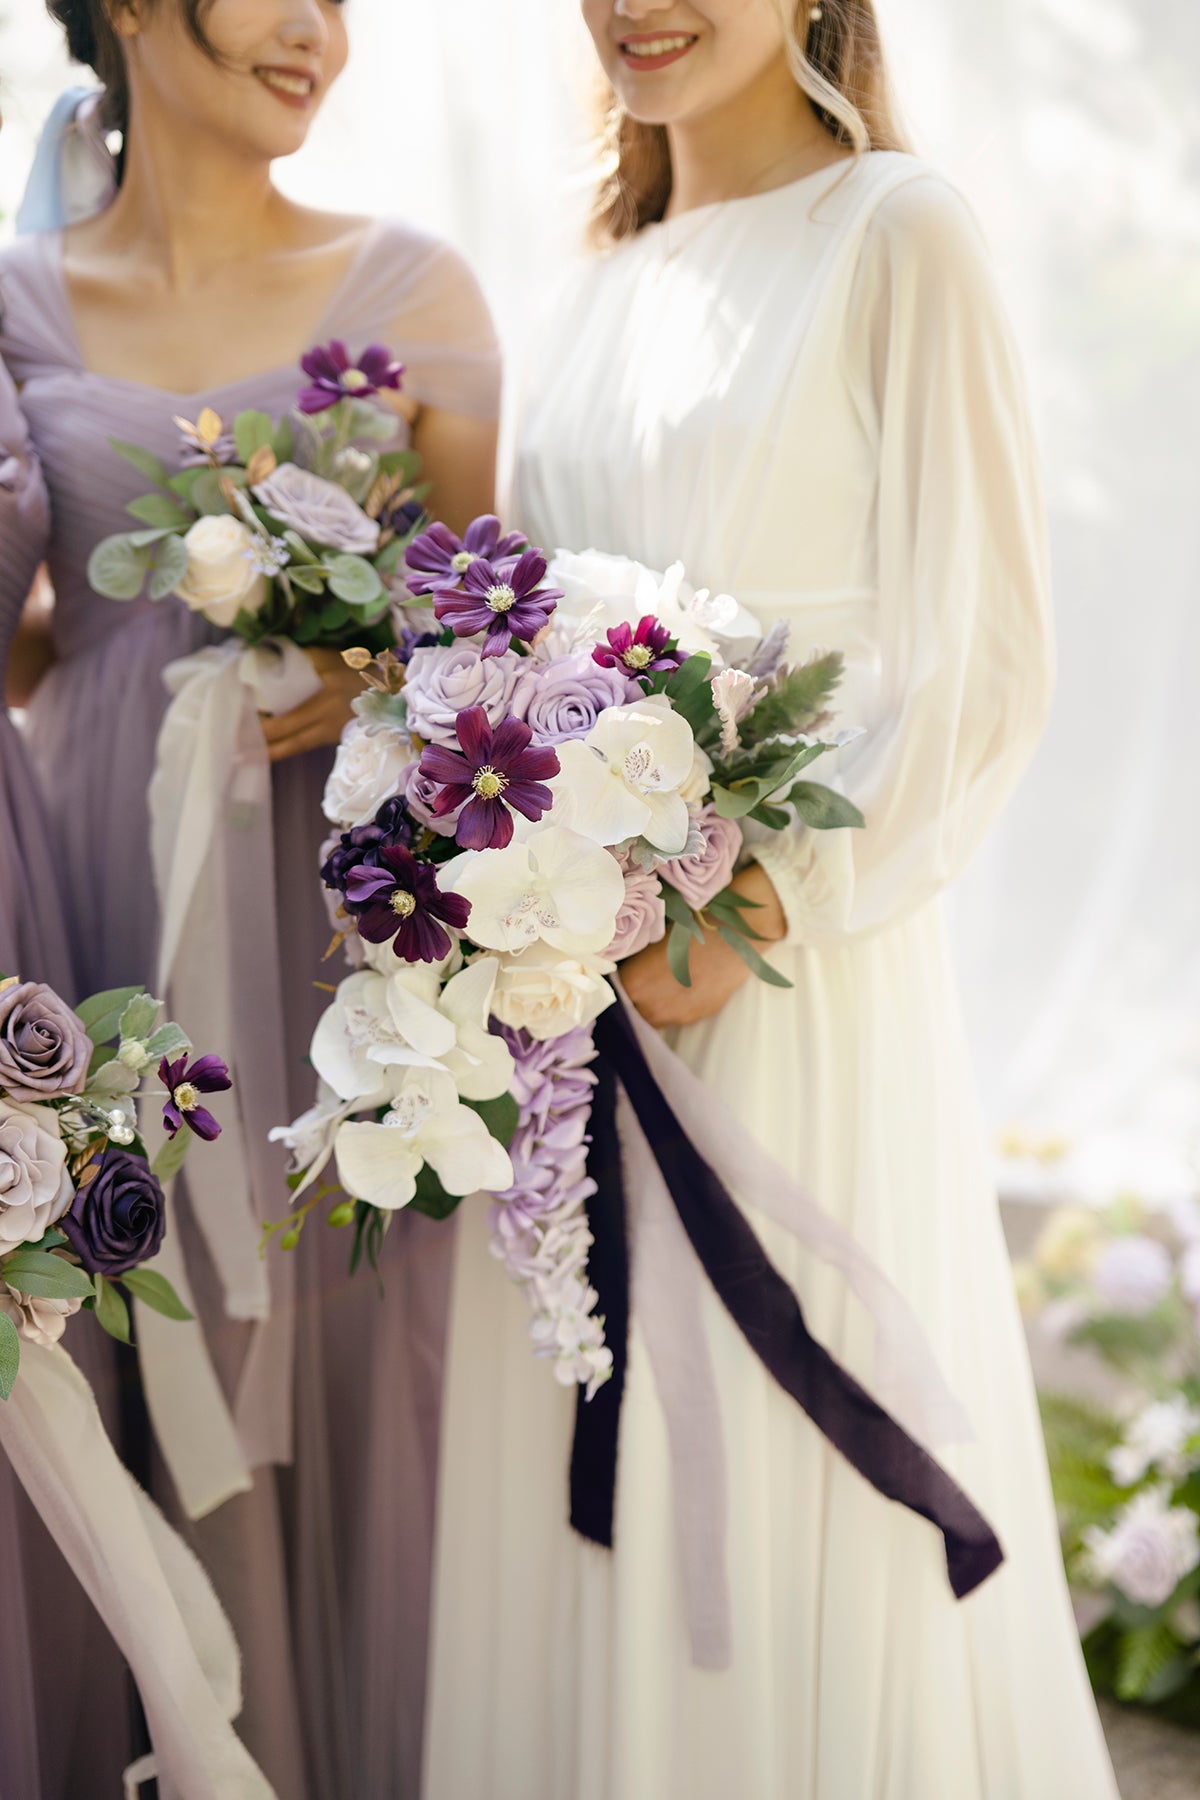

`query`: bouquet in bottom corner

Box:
[1017,1196,1200,1722]
[271,517,865,1397]
[0,975,231,1395]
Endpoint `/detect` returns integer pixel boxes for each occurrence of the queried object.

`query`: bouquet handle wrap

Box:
[0,1341,274,1798]
[572,985,1002,1667]
[145,638,322,1517]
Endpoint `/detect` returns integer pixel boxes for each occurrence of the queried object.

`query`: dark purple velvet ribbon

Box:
[570,1002,1004,1602]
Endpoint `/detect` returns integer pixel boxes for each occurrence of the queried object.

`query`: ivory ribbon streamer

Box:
[0,1341,274,1798]
[144,638,322,1518]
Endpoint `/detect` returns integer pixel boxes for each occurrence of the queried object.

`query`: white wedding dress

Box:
[422,153,1119,1800]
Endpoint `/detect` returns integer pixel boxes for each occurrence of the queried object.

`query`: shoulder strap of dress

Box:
[0,232,78,376]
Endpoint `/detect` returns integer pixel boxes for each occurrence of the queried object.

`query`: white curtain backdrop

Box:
[2,0,1198,1204]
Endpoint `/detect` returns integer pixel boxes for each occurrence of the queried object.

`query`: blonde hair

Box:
[589,0,911,244]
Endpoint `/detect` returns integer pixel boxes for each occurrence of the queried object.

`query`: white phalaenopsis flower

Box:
[544,551,760,665]
[488,941,616,1042]
[397,958,514,1102]
[1083,1486,1200,1608]
[550,694,695,855]
[334,1067,513,1211]
[442,825,625,957]
[321,718,413,829]
[1107,1396,1200,1488]
[269,1080,350,1176]
[710,667,757,754]
[310,970,439,1104]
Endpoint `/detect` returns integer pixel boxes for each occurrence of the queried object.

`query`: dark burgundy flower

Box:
[417,707,560,851]
[321,797,414,905]
[433,550,562,660]
[62,1149,166,1278]
[404,514,527,598]
[160,1052,231,1141]
[344,845,471,962]
[297,340,405,414]
[593,614,684,679]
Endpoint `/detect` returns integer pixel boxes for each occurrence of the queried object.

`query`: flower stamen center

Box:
[342,369,370,392]
[485,583,517,614]
[472,765,508,800]
[390,889,417,918]
[174,1082,200,1113]
[451,551,477,575]
[622,644,654,671]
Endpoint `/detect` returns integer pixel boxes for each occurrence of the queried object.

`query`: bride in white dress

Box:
[424,3,1120,1796]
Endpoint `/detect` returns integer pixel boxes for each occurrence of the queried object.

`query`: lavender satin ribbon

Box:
[572,1000,1004,1621]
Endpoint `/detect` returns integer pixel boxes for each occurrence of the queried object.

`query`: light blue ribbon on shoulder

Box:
[15,86,119,237]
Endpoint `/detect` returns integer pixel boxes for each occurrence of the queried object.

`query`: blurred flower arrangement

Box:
[1017,1194,1200,1723]
[0,974,229,1395]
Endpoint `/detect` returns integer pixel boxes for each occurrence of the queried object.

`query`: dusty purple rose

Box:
[0,982,91,1103]
[402,643,519,746]
[508,653,630,745]
[605,859,667,961]
[252,463,380,556]
[659,806,744,911]
[397,761,462,837]
[62,1149,166,1278]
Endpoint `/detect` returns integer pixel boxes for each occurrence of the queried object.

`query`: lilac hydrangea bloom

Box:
[404,514,526,597]
[298,340,405,414]
[433,550,562,660]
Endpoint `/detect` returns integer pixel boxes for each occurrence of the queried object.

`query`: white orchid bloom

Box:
[311,968,451,1103]
[436,958,515,1101]
[543,550,761,667]
[334,1067,513,1212]
[269,1081,357,1197]
[441,825,625,958]
[550,694,695,855]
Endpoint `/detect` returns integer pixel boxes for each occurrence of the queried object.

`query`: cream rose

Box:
[0,1098,73,1251]
[0,1283,82,1349]
[488,942,616,1042]
[174,515,269,629]
[321,720,415,829]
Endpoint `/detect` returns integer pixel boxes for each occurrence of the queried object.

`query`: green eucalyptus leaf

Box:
[87,1060,140,1097]
[121,1268,194,1322]
[110,439,171,489]
[148,534,191,603]
[152,1129,191,1186]
[88,535,152,601]
[126,492,193,532]
[128,527,176,549]
[666,919,694,987]
[283,530,319,566]
[233,410,276,464]
[2,1252,95,1301]
[715,923,794,989]
[190,466,246,516]
[271,418,295,463]
[76,985,144,1044]
[144,1022,191,1061]
[289,568,327,596]
[168,468,205,502]
[327,554,384,607]
[0,1312,20,1401]
[661,884,705,938]
[120,993,162,1043]
[787,781,865,831]
[93,1274,132,1345]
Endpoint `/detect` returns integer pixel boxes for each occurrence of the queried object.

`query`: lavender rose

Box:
[397,760,462,836]
[402,644,519,746]
[606,859,667,961]
[0,981,91,1103]
[509,653,631,745]
[659,805,743,911]
[62,1149,166,1278]
[253,463,380,556]
[0,1098,73,1249]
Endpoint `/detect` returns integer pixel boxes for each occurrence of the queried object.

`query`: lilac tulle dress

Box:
[0,218,501,1798]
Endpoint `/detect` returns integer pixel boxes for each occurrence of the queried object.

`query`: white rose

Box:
[0,1283,82,1349]
[0,1098,73,1251]
[488,941,616,1042]
[321,720,414,829]
[174,515,269,629]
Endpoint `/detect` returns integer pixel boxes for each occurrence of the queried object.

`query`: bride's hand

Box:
[260,647,362,764]
[620,864,787,1030]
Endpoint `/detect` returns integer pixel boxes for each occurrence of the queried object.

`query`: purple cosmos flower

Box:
[593,614,685,679]
[418,707,560,851]
[344,844,471,962]
[433,550,562,660]
[321,795,414,904]
[404,514,527,597]
[160,1053,232,1142]
[297,340,406,414]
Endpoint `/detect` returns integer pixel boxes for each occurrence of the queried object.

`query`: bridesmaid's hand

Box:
[260,648,362,764]
[620,864,787,1030]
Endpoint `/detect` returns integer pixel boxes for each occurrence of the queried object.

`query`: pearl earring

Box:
[809,4,824,18]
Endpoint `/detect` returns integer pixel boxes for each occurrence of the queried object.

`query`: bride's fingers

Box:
[260,697,325,744]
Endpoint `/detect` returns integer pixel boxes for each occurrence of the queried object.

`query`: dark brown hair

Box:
[47,0,220,135]
[590,0,911,244]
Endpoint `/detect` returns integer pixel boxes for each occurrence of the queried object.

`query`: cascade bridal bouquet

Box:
[273,515,863,1395]
[0,973,229,1396]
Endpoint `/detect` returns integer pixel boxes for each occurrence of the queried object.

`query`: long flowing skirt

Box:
[422,900,1118,1800]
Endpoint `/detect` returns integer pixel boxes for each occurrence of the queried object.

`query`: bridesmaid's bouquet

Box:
[275,515,863,1392]
[1017,1199,1200,1722]
[0,975,229,1396]
[86,340,422,653]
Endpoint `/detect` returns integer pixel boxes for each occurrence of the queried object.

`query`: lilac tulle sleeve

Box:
[367,227,501,420]
[0,354,50,616]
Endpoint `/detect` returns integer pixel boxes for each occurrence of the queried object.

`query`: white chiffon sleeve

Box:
[750,174,1054,947]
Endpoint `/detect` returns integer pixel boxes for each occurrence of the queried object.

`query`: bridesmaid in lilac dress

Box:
[1,2,501,1793]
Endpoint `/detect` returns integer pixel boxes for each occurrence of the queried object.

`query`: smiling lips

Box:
[617,32,699,72]
[254,66,318,108]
